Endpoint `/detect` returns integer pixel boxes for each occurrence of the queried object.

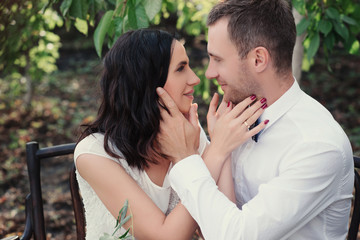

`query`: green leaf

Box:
[296,17,310,36]
[325,8,340,21]
[119,215,131,227]
[318,19,332,36]
[345,36,360,55]
[74,18,88,35]
[349,40,360,55]
[60,0,73,16]
[127,0,137,29]
[333,21,349,41]
[135,4,149,28]
[114,17,124,39]
[324,32,335,52]
[143,0,162,21]
[120,199,129,221]
[292,0,306,15]
[307,32,320,60]
[341,15,358,25]
[69,0,88,19]
[119,228,130,239]
[94,10,114,57]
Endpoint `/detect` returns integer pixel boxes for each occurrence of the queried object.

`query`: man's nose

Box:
[205,61,218,80]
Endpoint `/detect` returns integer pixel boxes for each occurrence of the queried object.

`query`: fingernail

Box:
[227,102,230,107]
[156,87,164,94]
[261,103,267,109]
[250,94,256,100]
[260,98,267,104]
[264,119,269,124]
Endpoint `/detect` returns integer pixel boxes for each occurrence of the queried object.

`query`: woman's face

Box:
[164,40,200,114]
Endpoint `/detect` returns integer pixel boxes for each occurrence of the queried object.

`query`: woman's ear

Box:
[251,47,269,73]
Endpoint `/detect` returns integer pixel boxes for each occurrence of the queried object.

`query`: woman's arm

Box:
[216,157,236,202]
[76,154,197,240]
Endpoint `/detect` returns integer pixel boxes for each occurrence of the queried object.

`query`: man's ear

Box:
[250,47,269,73]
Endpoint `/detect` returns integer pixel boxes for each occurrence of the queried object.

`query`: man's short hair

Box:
[207,0,296,75]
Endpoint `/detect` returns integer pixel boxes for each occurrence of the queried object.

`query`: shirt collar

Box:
[259,77,304,135]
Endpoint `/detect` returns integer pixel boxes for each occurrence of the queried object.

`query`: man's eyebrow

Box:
[208,52,221,59]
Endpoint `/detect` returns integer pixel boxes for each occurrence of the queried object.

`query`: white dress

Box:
[74,128,208,239]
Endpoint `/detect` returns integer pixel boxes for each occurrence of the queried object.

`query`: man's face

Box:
[206,17,259,104]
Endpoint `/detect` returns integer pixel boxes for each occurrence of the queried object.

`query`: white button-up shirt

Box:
[169,80,354,240]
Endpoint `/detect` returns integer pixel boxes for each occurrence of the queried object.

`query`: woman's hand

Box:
[207,93,229,139]
[206,95,268,160]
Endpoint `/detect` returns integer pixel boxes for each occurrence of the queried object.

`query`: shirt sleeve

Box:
[169,142,353,240]
[169,155,242,240]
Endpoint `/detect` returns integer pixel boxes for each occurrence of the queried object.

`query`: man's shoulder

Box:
[284,94,351,151]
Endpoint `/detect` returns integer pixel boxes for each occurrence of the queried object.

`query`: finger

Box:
[159,104,171,121]
[156,87,181,117]
[237,99,267,125]
[217,97,229,116]
[248,119,269,135]
[208,93,219,118]
[189,103,199,127]
[228,96,256,119]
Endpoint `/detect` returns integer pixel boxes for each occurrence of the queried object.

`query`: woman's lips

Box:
[184,89,194,99]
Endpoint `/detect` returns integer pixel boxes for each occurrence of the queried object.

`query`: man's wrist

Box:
[172,151,198,164]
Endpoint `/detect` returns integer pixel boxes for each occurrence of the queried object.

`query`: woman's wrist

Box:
[204,142,230,164]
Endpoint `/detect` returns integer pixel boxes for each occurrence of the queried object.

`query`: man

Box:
[156,0,354,239]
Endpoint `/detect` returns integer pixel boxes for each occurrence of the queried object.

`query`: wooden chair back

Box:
[18,141,85,240]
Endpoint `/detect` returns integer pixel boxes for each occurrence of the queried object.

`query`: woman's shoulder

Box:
[74,132,121,164]
[75,133,105,155]
[74,133,141,178]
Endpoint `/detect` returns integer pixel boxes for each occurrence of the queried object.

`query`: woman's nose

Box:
[188,69,200,86]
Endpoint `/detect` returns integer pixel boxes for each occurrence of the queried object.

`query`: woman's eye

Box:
[177,65,185,72]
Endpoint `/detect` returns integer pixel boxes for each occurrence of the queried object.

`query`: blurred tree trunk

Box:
[292,8,306,83]
[23,54,32,108]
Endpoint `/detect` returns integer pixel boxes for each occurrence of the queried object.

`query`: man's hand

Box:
[156,87,200,164]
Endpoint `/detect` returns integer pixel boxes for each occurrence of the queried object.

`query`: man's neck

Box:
[259,71,294,106]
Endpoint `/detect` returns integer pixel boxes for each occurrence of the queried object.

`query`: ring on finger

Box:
[244,121,250,129]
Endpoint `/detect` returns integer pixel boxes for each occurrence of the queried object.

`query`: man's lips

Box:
[220,84,227,91]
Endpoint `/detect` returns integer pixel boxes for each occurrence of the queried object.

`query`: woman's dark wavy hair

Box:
[78,29,175,170]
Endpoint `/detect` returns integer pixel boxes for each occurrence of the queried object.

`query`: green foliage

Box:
[0,0,63,103]
[60,0,163,57]
[100,199,133,240]
[292,0,360,69]
[59,0,216,55]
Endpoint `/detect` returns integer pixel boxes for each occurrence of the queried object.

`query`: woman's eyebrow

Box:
[176,60,188,68]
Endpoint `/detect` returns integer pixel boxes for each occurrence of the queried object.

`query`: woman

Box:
[74,29,266,239]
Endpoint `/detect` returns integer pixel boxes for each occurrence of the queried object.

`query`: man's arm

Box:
[169,143,349,240]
